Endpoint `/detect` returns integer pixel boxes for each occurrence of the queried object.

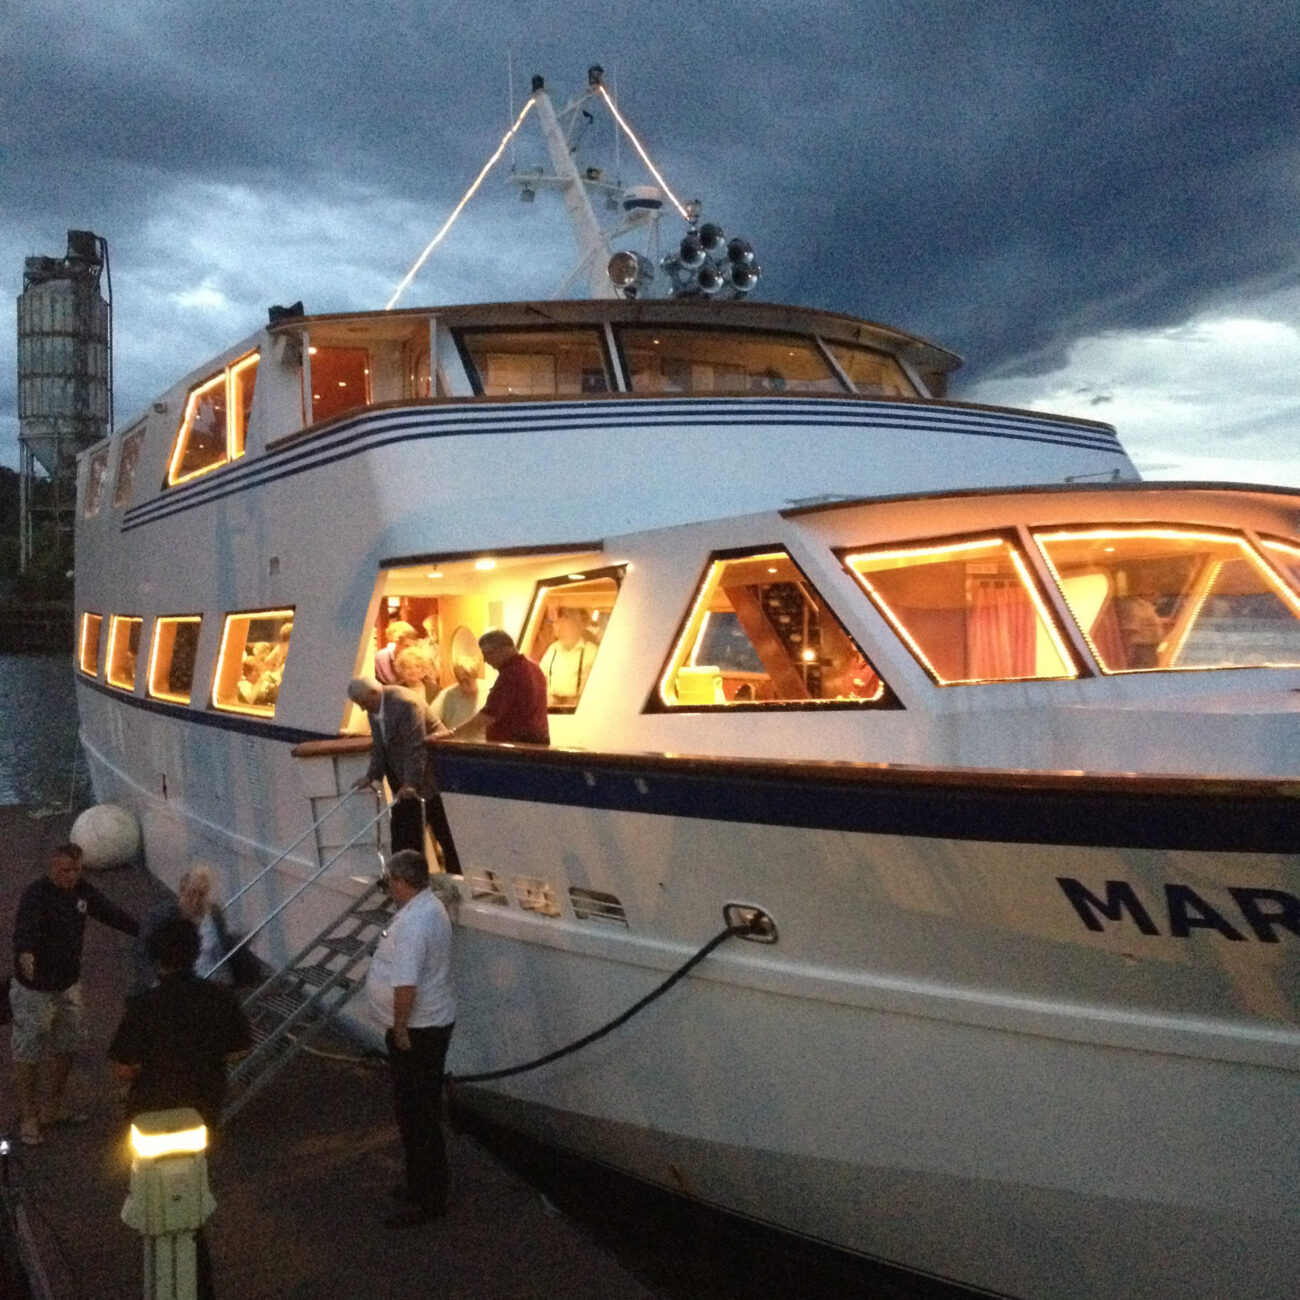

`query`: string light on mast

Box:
[385,98,537,310]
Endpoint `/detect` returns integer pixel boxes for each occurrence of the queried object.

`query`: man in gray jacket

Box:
[348,676,429,854]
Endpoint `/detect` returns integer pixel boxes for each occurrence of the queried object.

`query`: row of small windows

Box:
[79,609,293,717]
[78,528,1300,722]
[83,326,919,511]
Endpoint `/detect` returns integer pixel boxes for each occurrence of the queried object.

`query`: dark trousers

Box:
[390,793,461,873]
[386,1022,454,1212]
[389,796,424,855]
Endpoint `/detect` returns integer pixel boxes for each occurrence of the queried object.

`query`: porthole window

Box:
[658,550,884,707]
[844,536,1078,685]
[78,613,103,676]
[167,352,258,486]
[147,616,202,704]
[212,609,293,715]
[105,616,143,691]
[519,568,623,710]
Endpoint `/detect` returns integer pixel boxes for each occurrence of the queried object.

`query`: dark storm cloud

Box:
[3,0,1298,465]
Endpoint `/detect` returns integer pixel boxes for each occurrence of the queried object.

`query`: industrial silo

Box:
[15,229,112,571]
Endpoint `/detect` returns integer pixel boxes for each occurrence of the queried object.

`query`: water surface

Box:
[0,652,82,808]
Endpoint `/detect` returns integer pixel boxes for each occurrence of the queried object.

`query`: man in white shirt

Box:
[365,850,456,1227]
[537,612,594,707]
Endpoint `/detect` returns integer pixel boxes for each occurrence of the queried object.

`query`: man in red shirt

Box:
[474,630,549,744]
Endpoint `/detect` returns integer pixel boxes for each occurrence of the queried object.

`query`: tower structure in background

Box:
[16,230,112,574]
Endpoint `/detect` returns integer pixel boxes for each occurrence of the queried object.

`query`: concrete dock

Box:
[0,806,656,1300]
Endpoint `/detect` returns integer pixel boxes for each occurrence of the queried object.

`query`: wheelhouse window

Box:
[167,352,258,486]
[1036,528,1300,672]
[147,616,202,704]
[844,537,1078,685]
[113,426,146,508]
[824,341,915,396]
[105,615,143,691]
[308,346,370,423]
[1261,539,1300,592]
[83,446,110,516]
[520,569,623,710]
[659,550,884,707]
[78,613,102,676]
[212,609,293,715]
[456,329,611,397]
[618,328,844,396]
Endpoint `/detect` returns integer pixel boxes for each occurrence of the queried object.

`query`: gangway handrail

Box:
[222,788,379,913]
[209,793,397,980]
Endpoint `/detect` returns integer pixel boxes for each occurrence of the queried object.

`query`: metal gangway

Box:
[215,791,398,1125]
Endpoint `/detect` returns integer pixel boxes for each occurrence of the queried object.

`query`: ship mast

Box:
[528,70,618,299]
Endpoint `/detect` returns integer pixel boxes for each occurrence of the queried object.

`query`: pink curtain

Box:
[967,580,1035,679]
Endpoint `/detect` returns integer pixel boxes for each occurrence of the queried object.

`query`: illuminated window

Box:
[308,347,369,424]
[1036,528,1300,673]
[1262,539,1300,592]
[147,616,202,704]
[84,446,110,517]
[845,537,1077,685]
[659,550,884,707]
[113,426,146,508]
[456,329,611,397]
[105,616,143,691]
[78,613,103,676]
[618,328,844,396]
[212,610,293,715]
[520,569,623,710]
[167,352,259,486]
[823,341,916,396]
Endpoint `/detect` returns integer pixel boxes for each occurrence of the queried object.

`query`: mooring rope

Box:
[449,922,749,1085]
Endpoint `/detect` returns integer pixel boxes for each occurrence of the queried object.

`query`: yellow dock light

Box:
[122,1108,216,1300]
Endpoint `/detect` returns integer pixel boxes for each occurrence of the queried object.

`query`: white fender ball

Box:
[71,804,141,870]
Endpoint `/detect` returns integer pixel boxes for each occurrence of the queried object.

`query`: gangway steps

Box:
[223,877,394,1124]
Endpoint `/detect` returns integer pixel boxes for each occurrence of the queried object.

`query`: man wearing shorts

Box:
[10,843,139,1146]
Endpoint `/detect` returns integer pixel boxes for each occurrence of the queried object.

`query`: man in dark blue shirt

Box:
[10,842,139,1146]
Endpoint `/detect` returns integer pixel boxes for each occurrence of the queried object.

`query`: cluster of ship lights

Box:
[608,223,761,300]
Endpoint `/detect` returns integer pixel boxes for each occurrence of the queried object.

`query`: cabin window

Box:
[113,426,146,508]
[308,347,369,423]
[167,352,258,486]
[1036,528,1300,673]
[105,616,143,691]
[83,446,110,517]
[844,537,1078,685]
[78,613,102,676]
[617,328,844,396]
[212,609,294,715]
[147,616,202,704]
[1261,539,1300,592]
[659,550,884,707]
[823,341,915,396]
[520,569,623,710]
[455,329,611,397]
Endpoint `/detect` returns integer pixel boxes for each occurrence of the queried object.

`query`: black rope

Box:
[449,923,746,1085]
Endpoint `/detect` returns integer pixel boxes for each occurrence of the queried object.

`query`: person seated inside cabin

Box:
[1117,580,1169,669]
[263,621,293,673]
[431,662,489,739]
[537,612,595,708]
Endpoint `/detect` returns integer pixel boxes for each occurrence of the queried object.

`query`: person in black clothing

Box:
[108,916,253,1130]
[109,917,252,1300]
[10,842,139,1147]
